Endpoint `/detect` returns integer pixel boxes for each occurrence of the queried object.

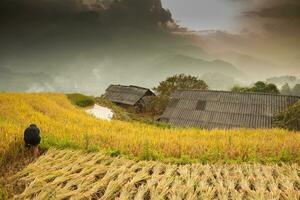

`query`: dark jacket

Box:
[24,125,41,146]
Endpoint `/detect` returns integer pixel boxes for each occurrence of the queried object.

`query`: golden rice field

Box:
[9,149,300,200]
[0,93,300,165]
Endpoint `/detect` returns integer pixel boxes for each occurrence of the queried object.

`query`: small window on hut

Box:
[169,98,179,108]
[196,100,206,111]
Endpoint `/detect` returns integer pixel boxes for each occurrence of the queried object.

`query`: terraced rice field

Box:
[1,93,300,165]
[10,149,300,200]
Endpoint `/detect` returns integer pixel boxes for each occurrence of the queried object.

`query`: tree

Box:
[251,81,279,94]
[292,84,300,96]
[144,95,170,115]
[281,83,292,95]
[231,81,280,94]
[154,74,208,97]
[273,100,300,131]
[231,86,249,93]
[265,83,280,94]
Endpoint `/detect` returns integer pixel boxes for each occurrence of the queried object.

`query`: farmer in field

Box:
[24,124,41,158]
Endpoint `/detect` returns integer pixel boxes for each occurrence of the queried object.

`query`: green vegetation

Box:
[232,81,280,94]
[144,95,170,115]
[66,93,95,107]
[154,74,208,97]
[273,100,300,131]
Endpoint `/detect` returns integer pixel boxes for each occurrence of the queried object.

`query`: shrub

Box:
[108,149,121,157]
[232,81,280,94]
[66,93,95,107]
[273,100,300,131]
[144,95,170,115]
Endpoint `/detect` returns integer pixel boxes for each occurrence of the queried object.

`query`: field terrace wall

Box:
[103,84,155,112]
[160,90,300,129]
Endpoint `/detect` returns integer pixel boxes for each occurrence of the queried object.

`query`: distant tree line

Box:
[231,81,280,94]
[280,83,300,96]
[231,81,300,96]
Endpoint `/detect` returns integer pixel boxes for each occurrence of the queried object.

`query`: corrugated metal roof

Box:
[160,90,300,129]
[104,85,155,106]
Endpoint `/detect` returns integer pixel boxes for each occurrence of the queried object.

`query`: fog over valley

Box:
[1,0,299,94]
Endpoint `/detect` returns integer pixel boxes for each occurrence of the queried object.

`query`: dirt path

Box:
[7,149,300,200]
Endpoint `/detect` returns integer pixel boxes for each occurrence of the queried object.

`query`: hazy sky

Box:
[161,0,245,31]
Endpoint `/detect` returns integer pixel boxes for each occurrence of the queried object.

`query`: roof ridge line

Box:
[175,89,300,98]
[109,84,150,91]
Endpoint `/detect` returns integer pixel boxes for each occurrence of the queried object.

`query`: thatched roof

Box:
[104,85,155,106]
[160,90,300,129]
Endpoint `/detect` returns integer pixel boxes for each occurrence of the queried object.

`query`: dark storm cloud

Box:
[0,0,173,67]
[225,0,300,77]
[0,0,172,26]
[0,0,173,45]
[0,0,85,22]
[0,0,175,93]
[237,0,300,37]
[244,2,300,19]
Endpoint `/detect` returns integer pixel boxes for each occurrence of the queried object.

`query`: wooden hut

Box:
[103,85,155,111]
[159,90,300,129]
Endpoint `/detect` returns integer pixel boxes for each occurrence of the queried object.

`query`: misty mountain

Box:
[266,76,300,88]
[201,73,236,90]
[192,31,300,79]
[167,45,212,60]
[0,67,54,92]
[152,54,243,79]
[0,0,246,94]
[216,51,281,79]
